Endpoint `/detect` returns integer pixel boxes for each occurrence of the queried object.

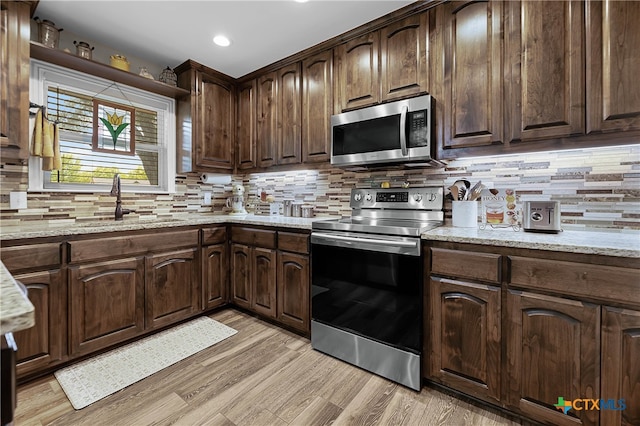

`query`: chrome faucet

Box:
[110,173,135,220]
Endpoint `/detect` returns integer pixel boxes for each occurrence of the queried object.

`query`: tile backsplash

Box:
[1,144,639,231]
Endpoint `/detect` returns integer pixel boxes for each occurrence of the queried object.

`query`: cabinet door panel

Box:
[13,270,65,377]
[443,0,503,149]
[302,50,332,163]
[203,243,228,310]
[506,290,599,426]
[69,257,145,356]
[277,252,309,333]
[252,247,277,319]
[429,277,500,403]
[381,13,428,102]
[146,248,199,329]
[335,32,379,112]
[231,243,251,309]
[236,81,256,170]
[506,0,584,142]
[277,63,301,165]
[601,307,640,426]
[197,73,235,170]
[257,73,277,167]
[586,1,640,133]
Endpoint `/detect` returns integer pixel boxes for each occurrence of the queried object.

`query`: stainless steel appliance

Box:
[523,201,562,233]
[331,95,434,167]
[311,186,444,390]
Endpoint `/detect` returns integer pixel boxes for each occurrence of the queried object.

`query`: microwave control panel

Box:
[407,110,429,147]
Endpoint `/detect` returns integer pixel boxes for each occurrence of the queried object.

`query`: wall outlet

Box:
[203,191,212,206]
[10,192,28,209]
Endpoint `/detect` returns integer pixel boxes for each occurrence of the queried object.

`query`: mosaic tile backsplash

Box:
[1,144,639,231]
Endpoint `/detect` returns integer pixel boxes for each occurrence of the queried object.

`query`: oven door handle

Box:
[311,232,420,255]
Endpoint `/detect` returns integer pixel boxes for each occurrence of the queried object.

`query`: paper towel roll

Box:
[200,173,232,185]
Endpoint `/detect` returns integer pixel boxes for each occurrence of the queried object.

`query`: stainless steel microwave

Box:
[331,95,433,167]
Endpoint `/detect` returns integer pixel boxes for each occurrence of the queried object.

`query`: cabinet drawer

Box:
[431,248,501,284]
[202,226,227,245]
[69,230,199,263]
[509,256,640,306]
[231,227,276,249]
[278,231,309,254]
[1,243,61,272]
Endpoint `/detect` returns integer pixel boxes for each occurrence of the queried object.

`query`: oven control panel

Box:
[350,187,443,210]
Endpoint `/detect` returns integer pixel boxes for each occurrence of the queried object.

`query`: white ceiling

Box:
[35,0,416,78]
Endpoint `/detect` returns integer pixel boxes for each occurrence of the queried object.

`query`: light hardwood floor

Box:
[15,310,526,426]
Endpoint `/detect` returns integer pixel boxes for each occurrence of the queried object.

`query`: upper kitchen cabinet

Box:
[505,0,584,143]
[236,81,257,170]
[586,0,640,134]
[0,0,30,163]
[334,13,429,113]
[302,50,333,163]
[440,1,504,151]
[175,60,235,173]
[256,64,302,168]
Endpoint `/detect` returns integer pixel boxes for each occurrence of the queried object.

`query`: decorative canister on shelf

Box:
[158,66,177,86]
[34,17,63,49]
[73,41,94,59]
[110,55,130,72]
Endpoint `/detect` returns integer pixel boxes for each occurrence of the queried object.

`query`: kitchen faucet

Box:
[110,173,135,220]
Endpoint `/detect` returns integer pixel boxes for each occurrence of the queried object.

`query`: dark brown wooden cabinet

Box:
[202,227,228,310]
[276,63,302,165]
[334,32,380,112]
[429,277,501,404]
[257,72,278,168]
[302,50,333,163]
[145,248,200,330]
[236,81,257,170]
[440,0,503,151]
[586,0,640,134]
[0,0,30,163]
[69,257,145,356]
[505,0,585,143]
[601,306,640,426]
[175,60,235,173]
[230,227,278,319]
[505,290,599,426]
[12,269,65,378]
[277,231,310,334]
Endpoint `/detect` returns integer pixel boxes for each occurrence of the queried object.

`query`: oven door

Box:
[310,231,422,353]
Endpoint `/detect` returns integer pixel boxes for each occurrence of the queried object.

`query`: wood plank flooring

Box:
[15,310,525,426]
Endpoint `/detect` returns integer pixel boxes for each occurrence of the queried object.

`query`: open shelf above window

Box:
[30,42,190,99]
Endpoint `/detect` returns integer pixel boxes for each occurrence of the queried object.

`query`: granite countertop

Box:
[0,213,327,240]
[0,261,35,334]
[422,226,640,258]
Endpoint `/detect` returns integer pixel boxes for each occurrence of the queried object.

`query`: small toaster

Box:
[523,201,562,233]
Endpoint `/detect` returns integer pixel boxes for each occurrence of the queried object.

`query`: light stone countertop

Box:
[0,261,35,334]
[421,226,640,258]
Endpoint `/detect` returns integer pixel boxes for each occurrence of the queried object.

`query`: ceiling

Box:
[35,0,416,79]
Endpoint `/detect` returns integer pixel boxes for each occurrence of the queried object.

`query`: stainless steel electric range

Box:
[310,186,444,390]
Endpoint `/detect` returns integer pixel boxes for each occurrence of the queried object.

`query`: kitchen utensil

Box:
[34,18,63,49]
[448,185,459,201]
[291,203,302,217]
[73,41,94,59]
[301,205,314,218]
[465,181,485,201]
[458,187,466,201]
[283,200,293,217]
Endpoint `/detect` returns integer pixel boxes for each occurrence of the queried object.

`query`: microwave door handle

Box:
[400,105,408,156]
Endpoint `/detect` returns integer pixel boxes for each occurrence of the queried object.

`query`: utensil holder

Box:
[452,201,478,228]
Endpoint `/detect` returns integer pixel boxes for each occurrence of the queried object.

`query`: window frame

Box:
[28,59,176,194]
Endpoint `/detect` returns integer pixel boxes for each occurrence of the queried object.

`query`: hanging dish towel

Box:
[31,107,61,171]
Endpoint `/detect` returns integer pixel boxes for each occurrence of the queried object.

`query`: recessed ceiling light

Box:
[213,35,231,47]
[294,0,309,3]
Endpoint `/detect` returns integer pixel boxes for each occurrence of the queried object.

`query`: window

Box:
[29,60,175,193]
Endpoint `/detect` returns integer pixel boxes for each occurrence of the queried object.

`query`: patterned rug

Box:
[55,316,237,409]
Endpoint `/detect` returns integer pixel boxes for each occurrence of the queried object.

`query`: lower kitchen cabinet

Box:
[202,226,228,310]
[69,257,145,356]
[277,251,309,333]
[145,248,200,330]
[601,307,640,426]
[12,269,65,377]
[505,290,600,426]
[230,243,252,309]
[429,276,501,404]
